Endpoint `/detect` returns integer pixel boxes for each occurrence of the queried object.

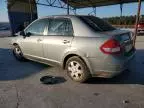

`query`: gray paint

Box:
[11,15,135,77]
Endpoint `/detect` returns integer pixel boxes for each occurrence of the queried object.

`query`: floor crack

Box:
[15,84,20,108]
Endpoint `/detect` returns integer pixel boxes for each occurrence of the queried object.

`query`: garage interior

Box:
[7,0,143,45]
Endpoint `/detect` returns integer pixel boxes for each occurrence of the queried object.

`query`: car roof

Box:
[39,15,96,20]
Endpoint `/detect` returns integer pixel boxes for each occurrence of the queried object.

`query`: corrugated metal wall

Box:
[7,0,38,35]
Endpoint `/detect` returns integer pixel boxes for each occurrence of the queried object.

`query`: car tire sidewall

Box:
[65,56,90,83]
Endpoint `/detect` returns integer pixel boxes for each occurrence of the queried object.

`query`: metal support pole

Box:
[67,0,69,15]
[93,7,96,16]
[74,8,77,15]
[134,0,141,46]
[120,4,123,25]
[29,0,33,22]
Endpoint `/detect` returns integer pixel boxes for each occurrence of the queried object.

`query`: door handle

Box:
[37,39,42,42]
[63,40,70,44]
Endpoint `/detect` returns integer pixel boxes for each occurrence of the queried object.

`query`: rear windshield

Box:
[78,16,116,32]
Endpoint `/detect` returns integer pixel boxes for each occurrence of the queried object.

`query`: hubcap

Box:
[15,47,21,54]
[14,47,22,57]
[68,61,83,80]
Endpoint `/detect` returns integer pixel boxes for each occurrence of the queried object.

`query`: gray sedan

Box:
[11,15,135,82]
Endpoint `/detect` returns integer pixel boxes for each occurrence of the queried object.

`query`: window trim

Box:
[45,18,74,37]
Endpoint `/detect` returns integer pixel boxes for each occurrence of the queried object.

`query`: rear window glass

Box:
[79,16,116,32]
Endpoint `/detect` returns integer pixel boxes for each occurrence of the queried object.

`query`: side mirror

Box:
[25,32,31,37]
[20,30,26,36]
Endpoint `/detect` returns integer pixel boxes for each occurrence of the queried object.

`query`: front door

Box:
[20,19,47,58]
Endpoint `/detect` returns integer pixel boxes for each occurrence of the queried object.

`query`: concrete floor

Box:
[0,36,144,108]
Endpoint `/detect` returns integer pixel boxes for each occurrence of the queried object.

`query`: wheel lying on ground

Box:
[13,45,25,61]
[65,56,91,83]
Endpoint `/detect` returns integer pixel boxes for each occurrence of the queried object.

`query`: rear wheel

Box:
[13,45,25,61]
[65,56,90,83]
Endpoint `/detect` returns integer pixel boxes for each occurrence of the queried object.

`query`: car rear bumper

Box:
[138,28,144,33]
[87,50,136,78]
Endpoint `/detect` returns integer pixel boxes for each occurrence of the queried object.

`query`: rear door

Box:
[43,18,74,63]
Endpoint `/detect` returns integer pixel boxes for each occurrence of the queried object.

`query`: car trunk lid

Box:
[102,29,134,56]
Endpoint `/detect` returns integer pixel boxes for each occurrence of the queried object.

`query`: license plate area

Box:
[125,44,133,52]
[121,34,130,42]
[120,33,133,53]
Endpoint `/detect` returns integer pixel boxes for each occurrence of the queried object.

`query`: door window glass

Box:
[48,18,73,36]
[25,19,48,36]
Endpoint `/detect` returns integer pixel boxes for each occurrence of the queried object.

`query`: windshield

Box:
[79,16,116,32]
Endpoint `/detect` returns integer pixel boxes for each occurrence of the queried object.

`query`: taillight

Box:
[100,39,121,54]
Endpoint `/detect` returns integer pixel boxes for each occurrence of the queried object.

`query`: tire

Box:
[13,45,25,61]
[65,56,90,83]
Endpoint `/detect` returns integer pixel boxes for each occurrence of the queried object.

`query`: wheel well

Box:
[63,54,86,69]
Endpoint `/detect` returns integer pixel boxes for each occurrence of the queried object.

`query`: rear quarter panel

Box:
[70,36,110,64]
[69,33,134,73]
